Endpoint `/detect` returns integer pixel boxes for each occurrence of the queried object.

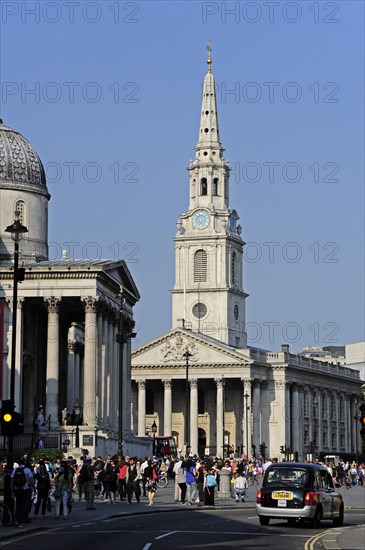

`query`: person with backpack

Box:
[204,468,217,506]
[11,458,34,527]
[33,460,51,519]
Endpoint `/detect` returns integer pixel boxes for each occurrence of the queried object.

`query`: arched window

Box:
[146,389,154,415]
[200,178,207,195]
[231,251,237,285]
[15,200,26,224]
[198,388,205,414]
[194,249,207,282]
[212,178,218,196]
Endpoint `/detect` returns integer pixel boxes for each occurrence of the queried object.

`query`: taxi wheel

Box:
[310,508,322,528]
[259,516,270,526]
[333,503,344,527]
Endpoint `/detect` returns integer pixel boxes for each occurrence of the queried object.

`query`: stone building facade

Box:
[131,53,363,460]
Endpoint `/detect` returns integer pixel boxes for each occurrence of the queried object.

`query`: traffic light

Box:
[1,400,14,436]
[17,267,25,283]
[359,403,365,436]
[1,400,24,436]
[280,445,285,454]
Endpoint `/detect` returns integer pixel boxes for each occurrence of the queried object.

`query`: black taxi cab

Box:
[256,463,344,527]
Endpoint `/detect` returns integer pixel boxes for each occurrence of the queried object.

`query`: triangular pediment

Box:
[132,328,251,368]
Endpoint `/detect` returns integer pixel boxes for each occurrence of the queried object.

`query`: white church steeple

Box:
[171,45,248,348]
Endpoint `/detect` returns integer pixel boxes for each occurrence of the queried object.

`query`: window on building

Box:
[194,249,207,282]
[200,178,207,195]
[322,432,327,447]
[331,432,336,448]
[339,397,344,421]
[340,433,344,448]
[231,251,237,285]
[304,430,309,445]
[146,389,154,415]
[212,178,218,196]
[312,393,318,419]
[322,394,327,419]
[330,395,336,419]
[15,200,26,224]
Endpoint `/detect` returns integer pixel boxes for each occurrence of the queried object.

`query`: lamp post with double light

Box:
[74,399,81,448]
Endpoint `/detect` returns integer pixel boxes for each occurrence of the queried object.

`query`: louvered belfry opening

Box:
[194,249,207,282]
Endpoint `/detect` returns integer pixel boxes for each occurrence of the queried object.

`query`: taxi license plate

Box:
[277,499,287,507]
[272,492,294,500]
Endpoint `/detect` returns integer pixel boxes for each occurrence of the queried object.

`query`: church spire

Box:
[195,40,222,158]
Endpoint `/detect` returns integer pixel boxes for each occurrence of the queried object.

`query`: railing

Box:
[249,349,361,380]
[0,430,79,453]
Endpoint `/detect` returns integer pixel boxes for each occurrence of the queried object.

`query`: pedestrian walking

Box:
[53,460,73,519]
[126,457,141,504]
[117,457,128,501]
[33,460,51,519]
[144,460,158,506]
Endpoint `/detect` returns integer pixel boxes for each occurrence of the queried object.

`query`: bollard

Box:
[217,469,232,500]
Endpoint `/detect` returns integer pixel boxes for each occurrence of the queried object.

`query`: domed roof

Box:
[0,119,46,189]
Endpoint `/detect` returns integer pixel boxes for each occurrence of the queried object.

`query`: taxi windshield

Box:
[265,468,308,486]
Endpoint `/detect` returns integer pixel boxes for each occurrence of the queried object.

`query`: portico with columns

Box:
[132,330,362,458]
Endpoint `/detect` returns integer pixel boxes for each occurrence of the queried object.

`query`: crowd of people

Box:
[7,452,365,527]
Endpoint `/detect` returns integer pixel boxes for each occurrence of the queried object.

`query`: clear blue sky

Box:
[1,1,364,352]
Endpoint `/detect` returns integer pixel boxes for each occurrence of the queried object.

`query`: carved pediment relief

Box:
[161,335,199,363]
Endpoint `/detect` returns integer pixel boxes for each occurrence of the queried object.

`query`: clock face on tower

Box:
[192,209,210,230]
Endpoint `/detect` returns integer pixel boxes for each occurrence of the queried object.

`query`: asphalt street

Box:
[0,482,363,549]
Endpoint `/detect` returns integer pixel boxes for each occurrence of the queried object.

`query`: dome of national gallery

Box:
[0,119,47,190]
[0,119,50,262]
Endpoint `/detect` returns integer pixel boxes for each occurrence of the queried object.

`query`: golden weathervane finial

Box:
[207,39,212,72]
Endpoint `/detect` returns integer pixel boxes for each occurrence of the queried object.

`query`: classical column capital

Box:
[162,379,172,389]
[44,296,61,313]
[137,379,146,390]
[82,296,100,313]
[215,378,225,388]
[189,378,198,389]
[6,297,25,310]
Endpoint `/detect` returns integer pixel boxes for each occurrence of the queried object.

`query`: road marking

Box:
[155,531,177,540]
[142,544,152,550]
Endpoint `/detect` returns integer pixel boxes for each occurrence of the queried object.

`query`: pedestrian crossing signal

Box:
[1,400,24,436]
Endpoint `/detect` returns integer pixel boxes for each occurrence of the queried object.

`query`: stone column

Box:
[344,394,350,451]
[163,379,172,437]
[82,297,98,427]
[67,340,76,411]
[351,397,356,453]
[111,319,119,433]
[308,390,313,446]
[292,384,300,456]
[317,391,323,452]
[99,308,109,427]
[242,378,252,459]
[74,345,81,405]
[285,382,291,450]
[335,392,340,451]
[215,378,224,457]
[190,379,198,455]
[6,298,24,411]
[45,297,61,428]
[137,380,146,436]
[252,379,261,455]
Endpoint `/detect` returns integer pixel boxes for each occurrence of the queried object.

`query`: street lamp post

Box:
[244,392,250,459]
[183,351,192,456]
[74,399,81,448]
[4,212,28,467]
[151,420,157,456]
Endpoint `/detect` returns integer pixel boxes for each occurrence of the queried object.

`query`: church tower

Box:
[171,45,248,348]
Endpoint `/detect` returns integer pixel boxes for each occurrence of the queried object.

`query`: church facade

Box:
[0,119,147,457]
[131,53,362,460]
